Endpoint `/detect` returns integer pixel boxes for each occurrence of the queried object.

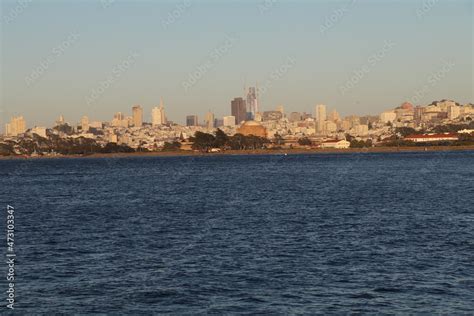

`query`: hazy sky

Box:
[1,0,473,128]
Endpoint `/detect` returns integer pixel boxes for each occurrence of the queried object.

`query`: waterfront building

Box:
[321,139,350,149]
[186,115,199,127]
[405,133,459,143]
[132,105,143,127]
[231,97,247,125]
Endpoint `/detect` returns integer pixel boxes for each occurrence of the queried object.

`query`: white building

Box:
[405,133,459,143]
[380,111,396,123]
[31,126,47,138]
[223,116,236,127]
[152,99,166,126]
[321,139,350,149]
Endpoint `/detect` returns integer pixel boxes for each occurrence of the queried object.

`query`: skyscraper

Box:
[246,87,259,120]
[151,100,166,126]
[56,115,65,126]
[315,104,327,132]
[205,111,215,130]
[132,105,143,127]
[186,115,198,126]
[81,116,89,132]
[231,97,247,125]
[328,110,340,122]
[5,116,26,137]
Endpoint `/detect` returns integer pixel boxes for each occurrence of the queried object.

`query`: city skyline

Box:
[1,1,472,128]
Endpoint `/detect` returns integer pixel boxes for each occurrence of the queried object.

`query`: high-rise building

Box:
[315,104,327,132]
[151,99,167,126]
[56,115,65,126]
[152,100,166,126]
[223,116,236,127]
[231,97,247,125]
[328,110,340,122]
[186,115,199,126]
[5,116,26,137]
[205,111,215,129]
[81,116,89,132]
[132,105,143,127]
[246,86,259,120]
[111,112,129,127]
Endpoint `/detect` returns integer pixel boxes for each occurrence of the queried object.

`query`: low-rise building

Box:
[405,133,459,143]
[320,139,350,149]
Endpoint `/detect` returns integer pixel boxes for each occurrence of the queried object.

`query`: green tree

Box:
[190,131,216,152]
[214,129,229,148]
[162,141,182,152]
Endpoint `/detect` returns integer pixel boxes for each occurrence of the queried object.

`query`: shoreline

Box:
[1,145,474,160]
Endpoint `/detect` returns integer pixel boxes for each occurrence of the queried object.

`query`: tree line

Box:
[189,129,270,152]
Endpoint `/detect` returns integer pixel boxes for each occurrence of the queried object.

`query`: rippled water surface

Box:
[1,152,474,314]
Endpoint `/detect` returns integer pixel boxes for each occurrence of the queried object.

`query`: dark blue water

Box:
[1,152,474,314]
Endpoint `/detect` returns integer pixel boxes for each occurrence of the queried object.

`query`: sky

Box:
[1,0,473,128]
